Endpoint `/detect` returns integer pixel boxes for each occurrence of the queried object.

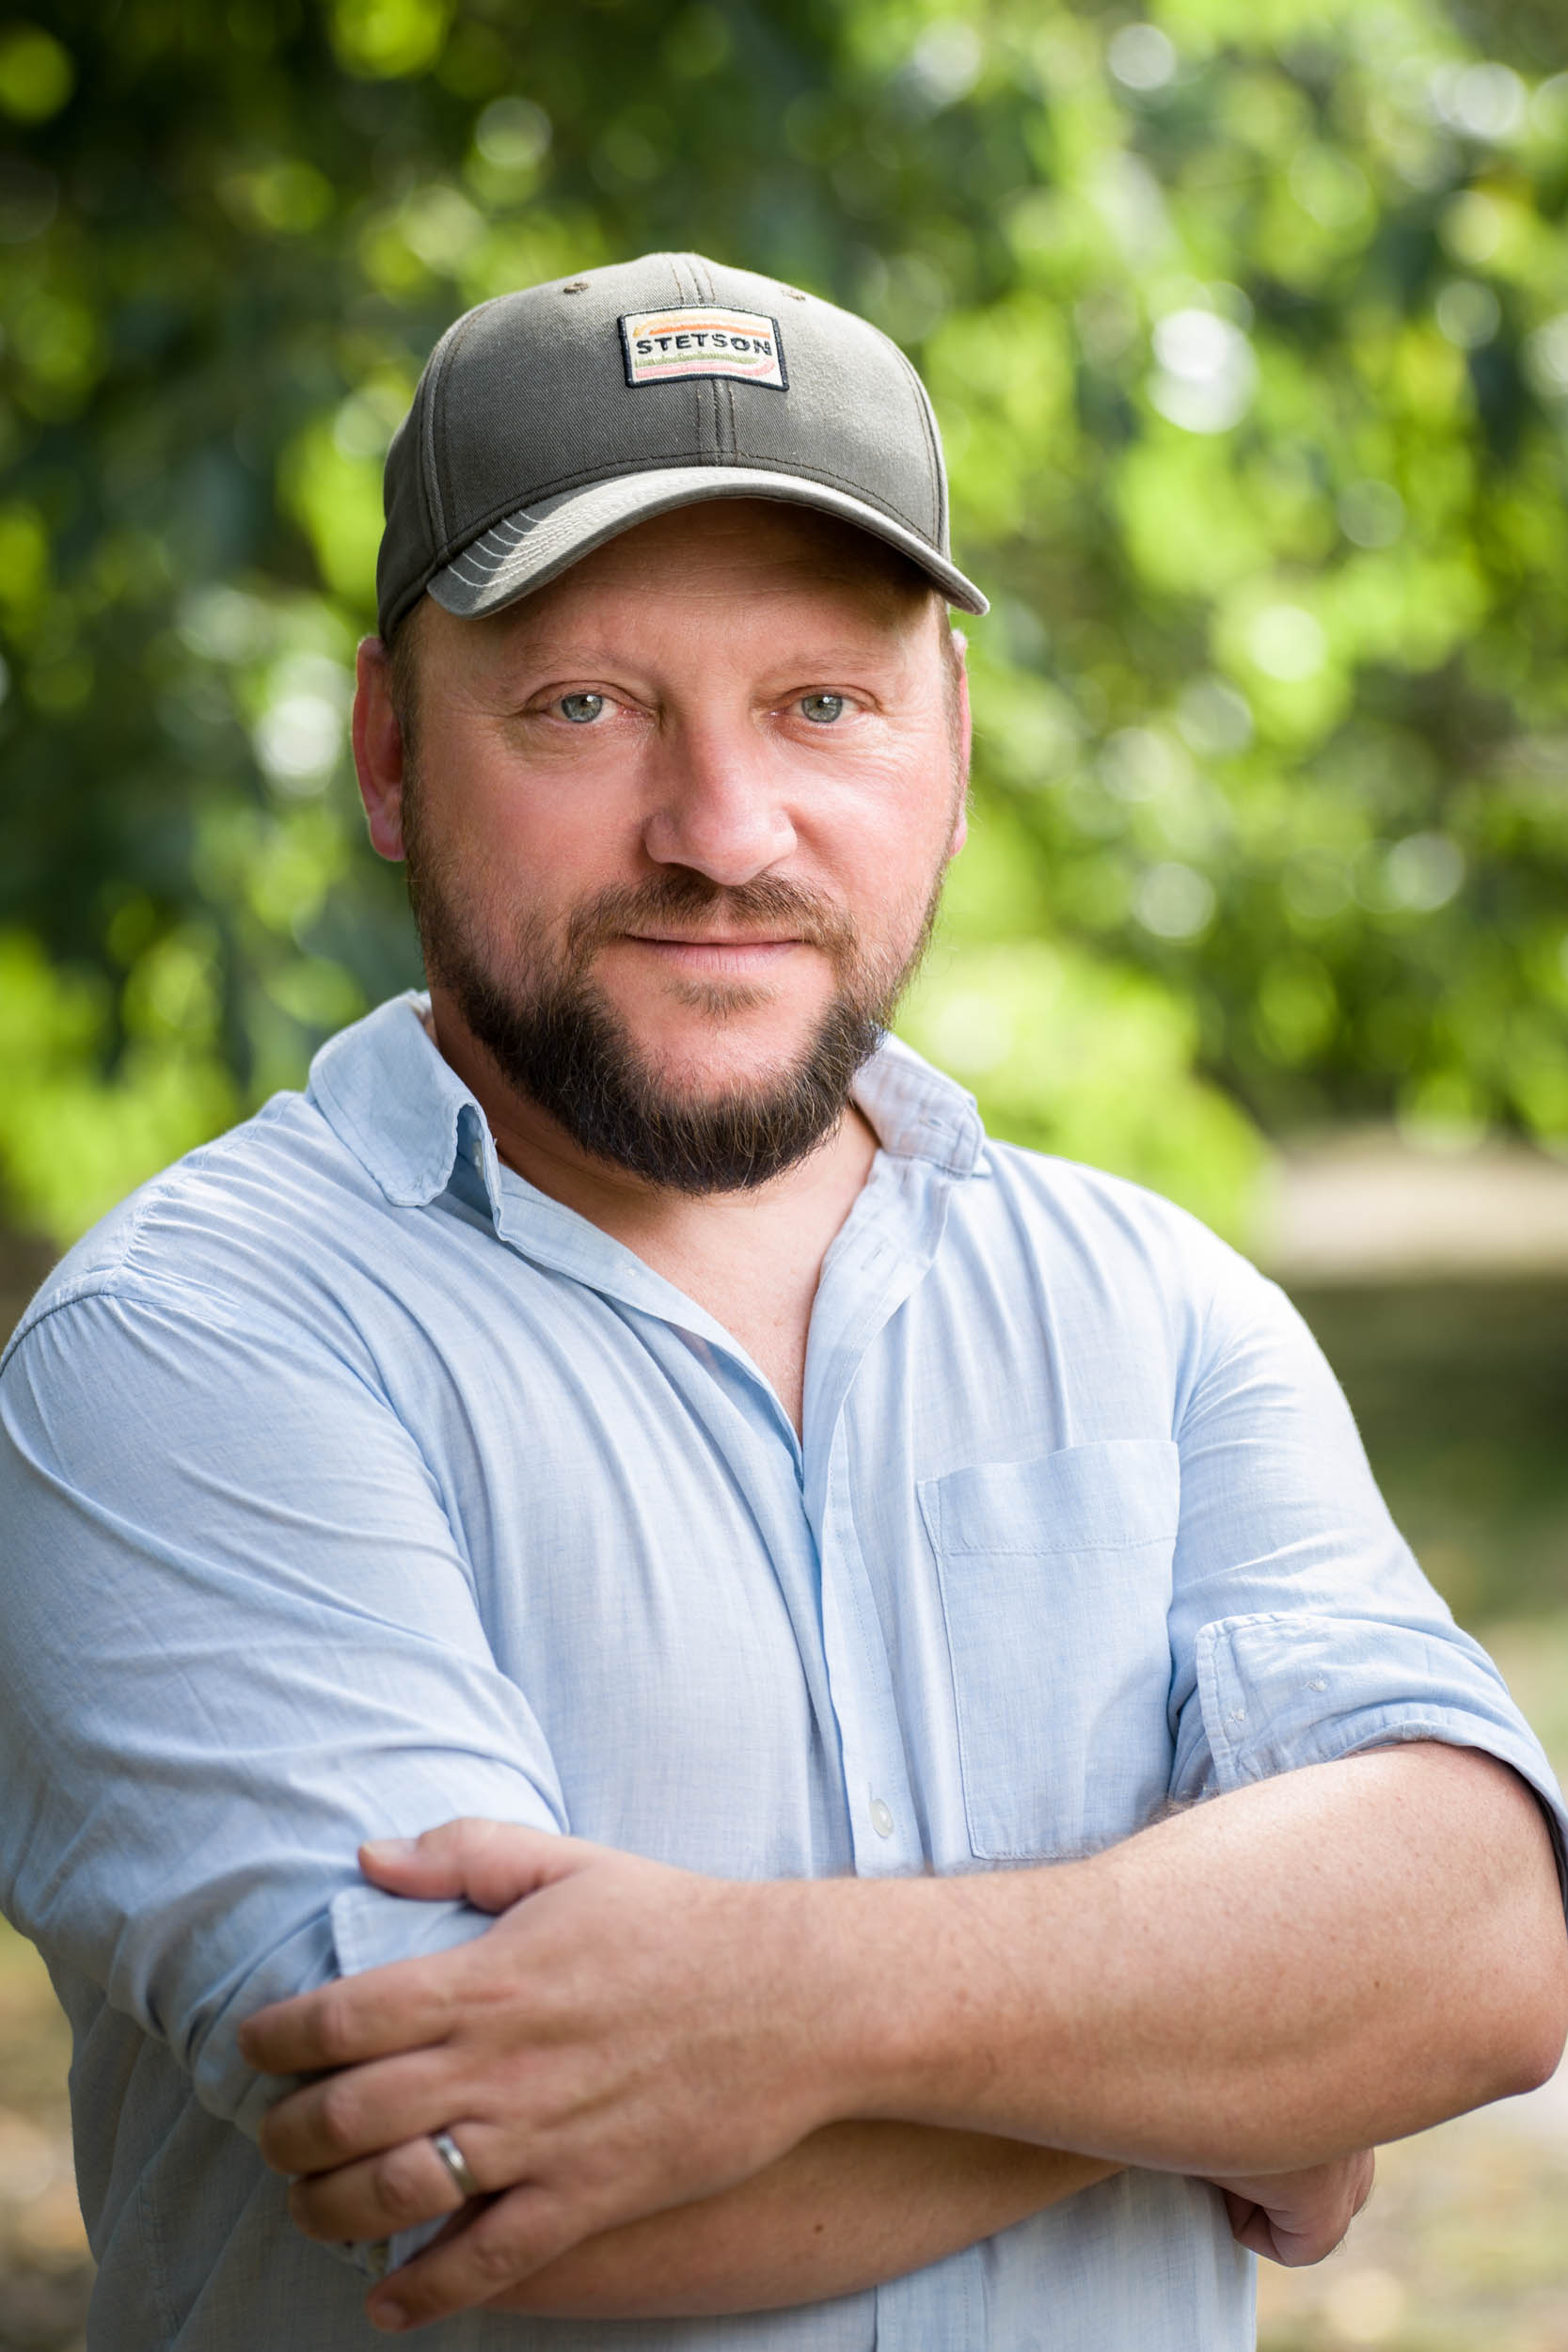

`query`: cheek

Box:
[832,849,947,974]
[454,767,640,900]
[841,780,961,901]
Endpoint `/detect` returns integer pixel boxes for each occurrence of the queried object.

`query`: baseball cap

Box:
[376,250,988,641]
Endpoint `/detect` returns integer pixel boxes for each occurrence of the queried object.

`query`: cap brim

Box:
[426,465,988,621]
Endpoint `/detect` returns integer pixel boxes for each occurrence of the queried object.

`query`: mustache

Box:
[563,871,857,966]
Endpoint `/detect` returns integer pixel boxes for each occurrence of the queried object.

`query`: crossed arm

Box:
[241,1739,1568,2333]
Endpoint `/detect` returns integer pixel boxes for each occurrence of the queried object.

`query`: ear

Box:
[352,636,408,861]
[947,644,971,859]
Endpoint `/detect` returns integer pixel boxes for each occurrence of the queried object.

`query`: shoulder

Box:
[1,1088,375,1376]
[867,1033,1266,1319]
[971,1136,1268,1304]
[945,1136,1307,1424]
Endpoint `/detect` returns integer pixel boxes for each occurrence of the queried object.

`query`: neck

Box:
[423,993,880,1436]
[422,993,880,1261]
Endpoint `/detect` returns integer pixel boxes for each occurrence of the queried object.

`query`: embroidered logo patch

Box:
[620,307,787,391]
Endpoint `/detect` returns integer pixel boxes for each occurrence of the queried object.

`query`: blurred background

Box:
[2,0,1567,2344]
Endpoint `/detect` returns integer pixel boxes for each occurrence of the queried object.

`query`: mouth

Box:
[614,931,806,974]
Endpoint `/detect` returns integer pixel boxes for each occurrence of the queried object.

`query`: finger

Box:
[287,2134,468,2244]
[240,1947,467,2076]
[1254,2204,1349,2268]
[366,2182,586,2333]
[1226,2204,1286,2263]
[260,2046,474,2177]
[1220,2190,1262,2242]
[358,1819,587,1914]
[1218,2190,1293,2265]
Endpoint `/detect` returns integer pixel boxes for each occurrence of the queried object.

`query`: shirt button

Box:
[869,1798,895,1838]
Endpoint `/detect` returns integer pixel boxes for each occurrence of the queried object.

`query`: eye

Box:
[558,692,607,723]
[799,692,847,725]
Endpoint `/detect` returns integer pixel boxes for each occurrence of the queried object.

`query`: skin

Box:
[244,1763,1558,2332]
[362,504,969,1432]
[240,503,1564,2328]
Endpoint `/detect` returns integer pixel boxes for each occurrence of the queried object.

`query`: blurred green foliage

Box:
[3,0,1568,1246]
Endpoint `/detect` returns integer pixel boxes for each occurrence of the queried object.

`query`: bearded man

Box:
[1,253,1564,2352]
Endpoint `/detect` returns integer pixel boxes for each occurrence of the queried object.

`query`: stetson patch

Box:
[620,307,787,391]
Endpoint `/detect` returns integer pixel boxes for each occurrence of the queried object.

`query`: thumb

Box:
[358,1817,587,1912]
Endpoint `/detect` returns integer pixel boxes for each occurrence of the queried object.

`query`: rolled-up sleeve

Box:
[0,1275,565,2140]
[1164,1253,1568,1898]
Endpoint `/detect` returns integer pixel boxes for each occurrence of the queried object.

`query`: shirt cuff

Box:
[1192,1609,1568,1910]
[327,1883,499,2280]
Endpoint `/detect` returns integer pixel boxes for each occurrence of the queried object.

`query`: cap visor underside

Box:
[426,466,988,620]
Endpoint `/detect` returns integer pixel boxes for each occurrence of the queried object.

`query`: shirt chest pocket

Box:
[918,1438,1180,1862]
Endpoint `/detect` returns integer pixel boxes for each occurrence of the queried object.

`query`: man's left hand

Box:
[1209,2152,1376,2265]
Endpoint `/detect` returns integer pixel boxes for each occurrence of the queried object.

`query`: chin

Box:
[635,1032,821,1100]
[629,1007,829,1079]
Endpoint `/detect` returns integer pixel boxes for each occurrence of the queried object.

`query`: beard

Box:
[404,818,947,1196]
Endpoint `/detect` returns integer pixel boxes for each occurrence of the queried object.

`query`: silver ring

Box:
[430,2128,480,2200]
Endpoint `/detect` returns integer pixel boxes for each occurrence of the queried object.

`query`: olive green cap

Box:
[376,249,987,639]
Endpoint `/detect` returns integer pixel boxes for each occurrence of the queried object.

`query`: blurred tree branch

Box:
[3,0,1567,1246]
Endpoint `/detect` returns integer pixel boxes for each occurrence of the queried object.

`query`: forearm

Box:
[814,1745,1568,2174]
[487,2125,1116,2317]
[248,1814,1406,2328]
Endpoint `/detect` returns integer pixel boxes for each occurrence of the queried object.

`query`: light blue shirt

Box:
[1,993,1562,2352]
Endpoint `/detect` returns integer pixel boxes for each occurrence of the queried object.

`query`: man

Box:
[0,251,1563,2350]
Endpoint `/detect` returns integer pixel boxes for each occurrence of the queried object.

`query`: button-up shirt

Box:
[1,993,1561,2352]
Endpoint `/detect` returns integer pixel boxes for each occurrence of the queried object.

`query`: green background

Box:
[5,0,1568,1251]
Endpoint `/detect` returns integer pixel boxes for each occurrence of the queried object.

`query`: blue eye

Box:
[800,693,846,724]
[560,693,605,723]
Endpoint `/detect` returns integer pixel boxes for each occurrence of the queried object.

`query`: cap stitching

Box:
[891,344,946,547]
[694,255,736,460]
[669,251,714,472]
[670,254,711,462]
[686,252,730,460]
[697,261,718,461]
[417,333,457,550]
[419,307,494,549]
[426,304,502,551]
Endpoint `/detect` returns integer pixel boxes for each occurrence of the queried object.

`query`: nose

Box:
[640,717,797,885]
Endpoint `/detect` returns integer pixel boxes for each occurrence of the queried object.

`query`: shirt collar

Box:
[309,993,508,1217]
[850,1032,986,1180]
[308,992,987,1216]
